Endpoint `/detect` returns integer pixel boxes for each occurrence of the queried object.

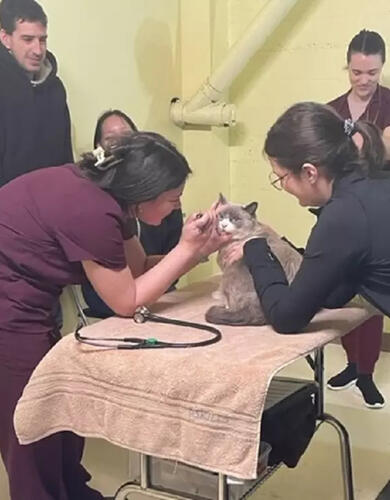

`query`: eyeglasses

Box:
[269,171,289,191]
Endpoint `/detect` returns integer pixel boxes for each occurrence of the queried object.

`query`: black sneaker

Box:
[327,363,357,390]
[355,374,385,409]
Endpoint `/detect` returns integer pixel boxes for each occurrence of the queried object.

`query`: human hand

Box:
[179,209,231,260]
[199,202,231,257]
[200,220,232,258]
[221,240,244,266]
[179,211,215,254]
[223,237,265,266]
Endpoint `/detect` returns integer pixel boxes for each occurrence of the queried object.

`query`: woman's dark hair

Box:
[93,109,138,148]
[79,131,191,207]
[347,30,386,63]
[264,102,386,179]
[0,0,47,34]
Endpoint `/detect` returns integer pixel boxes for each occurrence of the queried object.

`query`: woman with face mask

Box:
[324,30,390,408]
[81,110,184,317]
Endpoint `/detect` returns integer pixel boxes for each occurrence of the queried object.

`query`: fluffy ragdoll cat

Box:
[205,194,302,326]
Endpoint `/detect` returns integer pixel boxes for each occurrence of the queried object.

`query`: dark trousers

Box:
[341,315,383,374]
[0,332,103,500]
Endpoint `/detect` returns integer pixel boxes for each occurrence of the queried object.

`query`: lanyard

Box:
[74,306,222,350]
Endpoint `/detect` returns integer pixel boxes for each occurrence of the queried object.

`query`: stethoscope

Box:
[74,306,222,350]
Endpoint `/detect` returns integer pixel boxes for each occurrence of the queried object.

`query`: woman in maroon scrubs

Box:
[0,132,226,500]
[326,30,390,408]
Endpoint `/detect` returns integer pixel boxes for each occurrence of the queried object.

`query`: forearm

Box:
[83,244,198,317]
[134,243,198,305]
[144,254,164,271]
[86,210,225,316]
[244,237,358,334]
[244,239,313,333]
[323,284,356,309]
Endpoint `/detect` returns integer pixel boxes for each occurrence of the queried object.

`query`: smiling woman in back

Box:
[326,30,390,409]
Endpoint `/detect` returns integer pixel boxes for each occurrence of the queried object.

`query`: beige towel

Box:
[14,280,371,479]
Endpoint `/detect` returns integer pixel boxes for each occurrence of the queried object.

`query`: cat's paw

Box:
[205,305,228,324]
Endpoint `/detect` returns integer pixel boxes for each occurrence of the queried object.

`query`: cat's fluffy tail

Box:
[205,305,265,326]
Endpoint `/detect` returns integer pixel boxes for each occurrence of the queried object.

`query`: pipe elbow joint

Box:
[170,98,236,128]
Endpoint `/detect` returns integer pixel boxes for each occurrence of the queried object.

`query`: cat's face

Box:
[216,194,258,238]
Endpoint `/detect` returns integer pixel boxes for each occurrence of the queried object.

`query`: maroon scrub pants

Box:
[341,315,383,374]
[0,332,104,500]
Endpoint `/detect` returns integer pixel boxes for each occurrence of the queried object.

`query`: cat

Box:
[205,194,302,326]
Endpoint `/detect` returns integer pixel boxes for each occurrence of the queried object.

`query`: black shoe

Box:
[327,363,357,390]
[355,374,385,409]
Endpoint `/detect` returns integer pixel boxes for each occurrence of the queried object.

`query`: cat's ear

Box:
[218,193,228,205]
[243,201,258,216]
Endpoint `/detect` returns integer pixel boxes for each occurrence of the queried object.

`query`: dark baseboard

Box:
[332,332,390,352]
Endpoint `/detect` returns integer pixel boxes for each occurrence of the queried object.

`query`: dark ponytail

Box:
[353,120,386,176]
[79,131,191,207]
[264,102,386,180]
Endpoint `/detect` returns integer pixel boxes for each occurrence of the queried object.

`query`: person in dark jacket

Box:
[0,0,73,187]
[325,30,390,407]
[81,110,183,317]
[226,102,390,409]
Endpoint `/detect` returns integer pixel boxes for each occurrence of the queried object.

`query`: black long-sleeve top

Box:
[244,172,390,333]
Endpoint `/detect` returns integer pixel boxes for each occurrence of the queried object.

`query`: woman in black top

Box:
[326,30,390,406]
[229,102,390,408]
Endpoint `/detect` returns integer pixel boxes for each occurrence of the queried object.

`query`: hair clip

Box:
[344,118,355,137]
[92,146,106,167]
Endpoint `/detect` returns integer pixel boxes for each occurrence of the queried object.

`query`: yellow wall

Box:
[229,0,390,244]
[38,0,390,331]
[228,0,390,330]
[39,0,182,154]
[179,0,231,282]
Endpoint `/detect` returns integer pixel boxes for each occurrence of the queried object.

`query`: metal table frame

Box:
[113,347,355,500]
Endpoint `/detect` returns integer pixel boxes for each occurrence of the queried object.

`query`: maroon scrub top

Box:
[0,164,128,338]
[328,84,390,131]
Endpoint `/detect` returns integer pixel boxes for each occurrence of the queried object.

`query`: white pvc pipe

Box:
[210,0,298,95]
[171,97,236,128]
[171,0,298,127]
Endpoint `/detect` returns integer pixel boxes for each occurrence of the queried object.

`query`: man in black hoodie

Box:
[0,0,73,187]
